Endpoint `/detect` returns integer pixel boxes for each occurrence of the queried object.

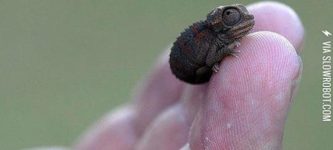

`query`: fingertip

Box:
[190,31,302,149]
[212,31,301,98]
[247,1,304,50]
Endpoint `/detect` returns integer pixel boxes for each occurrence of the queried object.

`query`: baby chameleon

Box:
[169,4,255,84]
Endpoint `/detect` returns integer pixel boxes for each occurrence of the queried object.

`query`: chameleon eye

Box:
[222,8,241,26]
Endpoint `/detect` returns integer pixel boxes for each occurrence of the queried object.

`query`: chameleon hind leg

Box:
[196,66,211,76]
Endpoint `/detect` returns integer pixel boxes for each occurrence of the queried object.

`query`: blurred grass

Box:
[0,0,332,149]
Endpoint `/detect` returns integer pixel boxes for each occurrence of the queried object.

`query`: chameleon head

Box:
[206,4,255,39]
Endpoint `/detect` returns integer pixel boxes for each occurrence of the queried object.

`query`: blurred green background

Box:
[0,0,332,149]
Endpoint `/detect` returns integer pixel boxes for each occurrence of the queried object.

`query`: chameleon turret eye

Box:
[222,8,241,26]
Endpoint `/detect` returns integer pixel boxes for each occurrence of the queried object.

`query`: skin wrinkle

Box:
[181,85,207,125]
[189,106,206,150]
[289,57,303,104]
[201,100,212,150]
[136,104,189,150]
[136,84,208,150]
[180,143,190,150]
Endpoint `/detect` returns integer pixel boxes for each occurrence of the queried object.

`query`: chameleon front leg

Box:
[206,40,241,72]
[205,44,227,73]
[225,39,240,49]
[225,41,241,58]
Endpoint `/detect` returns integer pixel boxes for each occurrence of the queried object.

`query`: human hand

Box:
[30,1,304,150]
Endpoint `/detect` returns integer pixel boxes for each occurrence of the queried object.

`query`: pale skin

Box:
[28,2,304,150]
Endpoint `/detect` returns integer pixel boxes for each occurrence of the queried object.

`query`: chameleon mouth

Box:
[226,19,255,39]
